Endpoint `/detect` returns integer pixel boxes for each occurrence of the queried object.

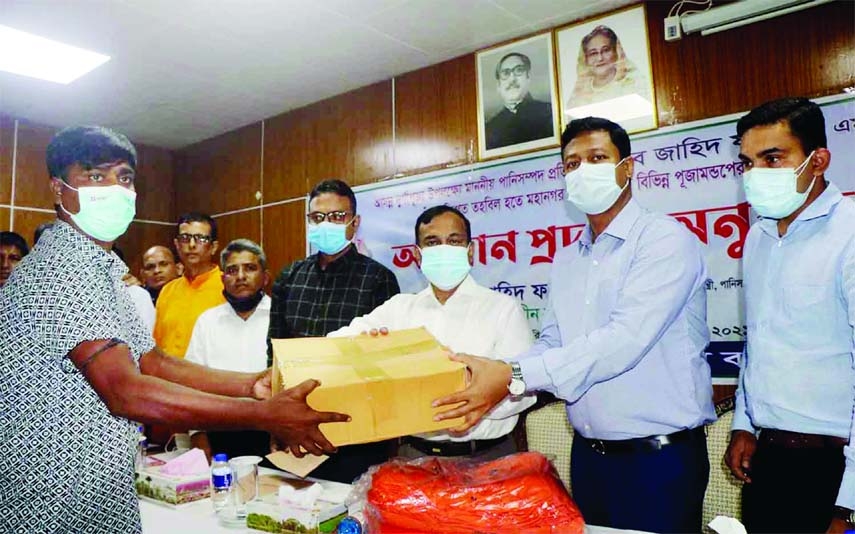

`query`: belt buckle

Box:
[591,439,606,455]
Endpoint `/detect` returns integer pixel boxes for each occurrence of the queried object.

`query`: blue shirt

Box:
[733,181,855,509]
[517,199,716,440]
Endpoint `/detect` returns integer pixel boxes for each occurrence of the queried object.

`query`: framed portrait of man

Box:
[556,4,658,134]
[476,32,560,160]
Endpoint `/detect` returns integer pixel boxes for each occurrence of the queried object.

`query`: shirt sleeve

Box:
[328,295,401,337]
[836,240,855,509]
[128,286,156,333]
[731,345,755,433]
[485,297,536,420]
[267,264,294,366]
[29,267,126,361]
[184,315,208,366]
[518,220,706,404]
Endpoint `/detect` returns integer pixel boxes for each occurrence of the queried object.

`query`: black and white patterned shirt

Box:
[0,221,154,534]
[266,245,400,364]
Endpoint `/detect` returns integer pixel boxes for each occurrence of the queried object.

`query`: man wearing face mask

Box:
[268,178,400,483]
[186,239,272,461]
[329,205,535,459]
[0,126,349,533]
[433,117,715,533]
[485,52,554,150]
[724,98,855,534]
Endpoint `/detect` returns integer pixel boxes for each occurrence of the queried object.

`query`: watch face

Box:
[509,378,525,396]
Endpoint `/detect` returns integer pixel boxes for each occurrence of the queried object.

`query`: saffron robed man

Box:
[0,126,348,534]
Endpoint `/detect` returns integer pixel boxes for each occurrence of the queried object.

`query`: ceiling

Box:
[0,0,636,149]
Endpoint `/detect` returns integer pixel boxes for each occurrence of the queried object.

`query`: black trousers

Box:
[307,440,393,484]
[742,438,845,533]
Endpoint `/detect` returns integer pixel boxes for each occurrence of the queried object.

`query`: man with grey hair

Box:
[485,51,554,150]
[186,238,272,460]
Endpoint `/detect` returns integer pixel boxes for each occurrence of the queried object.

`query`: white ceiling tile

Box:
[364,0,524,56]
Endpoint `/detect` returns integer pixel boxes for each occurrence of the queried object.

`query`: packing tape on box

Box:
[279,337,441,382]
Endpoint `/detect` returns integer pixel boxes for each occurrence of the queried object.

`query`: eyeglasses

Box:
[498,64,528,80]
[306,211,351,225]
[176,233,213,244]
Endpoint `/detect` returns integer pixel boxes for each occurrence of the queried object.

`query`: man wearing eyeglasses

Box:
[267,178,400,483]
[153,212,225,358]
[485,52,554,151]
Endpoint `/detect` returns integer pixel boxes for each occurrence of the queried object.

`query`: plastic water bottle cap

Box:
[213,453,228,462]
[337,516,363,534]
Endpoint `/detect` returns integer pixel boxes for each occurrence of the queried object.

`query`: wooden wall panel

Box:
[0,207,9,232]
[115,222,176,277]
[647,0,855,127]
[174,122,262,216]
[135,143,176,222]
[213,209,262,255]
[13,120,57,210]
[0,116,14,205]
[263,107,311,202]
[261,201,307,277]
[263,80,394,203]
[12,209,58,248]
[395,55,477,176]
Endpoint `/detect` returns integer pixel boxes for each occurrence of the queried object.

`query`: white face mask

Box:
[742,152,815,219]
[564,158,628,215]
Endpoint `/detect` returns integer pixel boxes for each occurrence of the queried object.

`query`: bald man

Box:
[141,245,183,304]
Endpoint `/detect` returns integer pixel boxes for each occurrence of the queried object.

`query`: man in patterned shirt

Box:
[0,126,348,534]
[267,178,400,483]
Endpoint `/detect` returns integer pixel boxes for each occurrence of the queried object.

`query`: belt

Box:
[402,435,508,457]
[759,429,848,449]
[581,427,705,455]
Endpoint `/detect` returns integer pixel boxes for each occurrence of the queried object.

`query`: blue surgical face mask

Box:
[419,244,471,291]
[307,220,353,255]
[742,151,815,219]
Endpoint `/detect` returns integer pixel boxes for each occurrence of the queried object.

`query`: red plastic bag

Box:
[363,452,584,533]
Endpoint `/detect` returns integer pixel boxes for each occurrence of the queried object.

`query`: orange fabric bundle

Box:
[365,452,585,533]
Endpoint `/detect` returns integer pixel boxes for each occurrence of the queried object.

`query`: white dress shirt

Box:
[329,275,535,441]
[185,295,271,373]
[126,284,155,333]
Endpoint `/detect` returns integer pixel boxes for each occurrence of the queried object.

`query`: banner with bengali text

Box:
[349,95,855,384]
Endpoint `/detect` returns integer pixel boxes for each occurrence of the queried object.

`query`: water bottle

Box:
[134,423,147,471]
[211,453,232,514]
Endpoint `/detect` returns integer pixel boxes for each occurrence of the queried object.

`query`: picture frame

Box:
[555,4,658,134]
[476,32,560,160]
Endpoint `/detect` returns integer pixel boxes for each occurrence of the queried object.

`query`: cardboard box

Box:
[246,474,350,534]
[134,451,210,506]
[271,327,466,446]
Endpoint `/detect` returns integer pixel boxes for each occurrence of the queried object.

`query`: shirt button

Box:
[585,299,590,305]
[592,260,599,266]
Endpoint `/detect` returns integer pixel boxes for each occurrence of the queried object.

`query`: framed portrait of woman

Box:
[556,4,657,134]
[476,32,560,160]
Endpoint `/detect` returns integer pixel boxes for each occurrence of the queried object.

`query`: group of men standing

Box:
[0,95,852,534]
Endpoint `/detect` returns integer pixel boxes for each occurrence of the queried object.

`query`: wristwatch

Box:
[508,362,526,397]
[833,506,855,524]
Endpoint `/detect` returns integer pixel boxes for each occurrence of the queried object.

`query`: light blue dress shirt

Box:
[733,181,855,509]
[517,198,716,440]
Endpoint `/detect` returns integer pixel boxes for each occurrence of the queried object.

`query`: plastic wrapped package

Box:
[349,452,584,533]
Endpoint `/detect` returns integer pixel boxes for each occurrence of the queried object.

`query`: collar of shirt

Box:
[504,93,534,114]
[183,265,222,289]
[53,220,127,281]
[579,197,642,250]
[416,274,478,307]
[758,180,843,239]
[309,243,359,271]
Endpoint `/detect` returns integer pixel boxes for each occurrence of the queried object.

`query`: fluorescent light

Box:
[565,94,654,123]
[0,24,110,84]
